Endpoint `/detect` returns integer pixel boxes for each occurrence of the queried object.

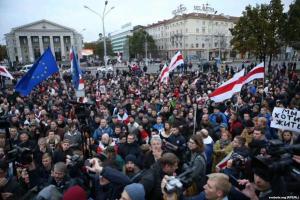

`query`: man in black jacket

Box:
[139,152,179,200]
[86,158,131,200]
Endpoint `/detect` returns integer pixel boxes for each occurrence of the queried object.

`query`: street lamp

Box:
[84,2,114,67]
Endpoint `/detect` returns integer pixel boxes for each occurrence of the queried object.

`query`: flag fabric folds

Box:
[209,69,245,103]
[158,63,169,84]
[158,51,184,84]
[70,48,84,90]
[15,47,59,96]
[0,66,14,79]
[168,51,184,72]
[240,62,264,84]
[209,62,264,102]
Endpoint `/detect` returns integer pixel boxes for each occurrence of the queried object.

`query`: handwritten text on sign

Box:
[271,107,300,133]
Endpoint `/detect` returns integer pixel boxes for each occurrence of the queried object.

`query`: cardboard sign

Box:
[271,107,300,133]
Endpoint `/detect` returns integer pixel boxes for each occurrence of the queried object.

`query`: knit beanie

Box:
[124,183,145,200]
[63,185,87,200]
[125,154,137,165]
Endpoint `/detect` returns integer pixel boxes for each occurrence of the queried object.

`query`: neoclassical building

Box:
[145,12,239,61]
[5,19,83,64]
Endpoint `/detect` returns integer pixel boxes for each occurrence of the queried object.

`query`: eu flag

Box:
[15,47,59,96]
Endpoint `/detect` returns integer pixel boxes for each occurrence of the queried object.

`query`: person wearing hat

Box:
[120,183,145,200]
[124,154,144,182]
[62,185,87,200]
[209,104,228,126]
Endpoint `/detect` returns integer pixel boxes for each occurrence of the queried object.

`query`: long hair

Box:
[190,134,205,153]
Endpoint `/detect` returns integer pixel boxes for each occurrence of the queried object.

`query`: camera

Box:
[7,145,33,165]
[165,176,183,194]
[231,153,246,170]
[252,140,300,180]
[164,167,194,194]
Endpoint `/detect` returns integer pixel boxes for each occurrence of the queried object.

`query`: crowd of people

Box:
[0,61,299,200]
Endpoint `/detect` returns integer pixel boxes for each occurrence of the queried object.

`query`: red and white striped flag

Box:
[158,52,184,84]
[209,69,245,103]
[158,63,169,84]
[240,62,264,84]
[0,66,13,79]
[168,51,184,72]
[209,62,264,102]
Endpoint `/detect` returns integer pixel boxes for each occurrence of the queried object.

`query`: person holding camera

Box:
[183,134,207,196]
[85,157,131,200]
[139,152,179,200]
[161,173,233,200]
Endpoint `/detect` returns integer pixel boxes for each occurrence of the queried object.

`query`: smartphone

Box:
[229,175,245,191]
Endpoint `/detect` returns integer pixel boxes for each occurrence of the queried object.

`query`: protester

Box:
[0,59,299,199]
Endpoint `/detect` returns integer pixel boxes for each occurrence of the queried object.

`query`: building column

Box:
[60,36,65,60]
[15,35,23,63]
[39,36,44,55]
[70,35,74,48]
[27,36,34,62]
[49,36,55,58]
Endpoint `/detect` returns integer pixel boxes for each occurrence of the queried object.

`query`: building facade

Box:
[5,19,83,65]
[144,13,239,61]
[109,24,133,61]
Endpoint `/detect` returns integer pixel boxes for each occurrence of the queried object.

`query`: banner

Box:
[270,107,300,133]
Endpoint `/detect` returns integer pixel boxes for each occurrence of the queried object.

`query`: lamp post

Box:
[145,33,148,66]
[84,1,114,67]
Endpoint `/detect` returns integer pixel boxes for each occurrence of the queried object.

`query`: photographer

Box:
[183,134,207,196]
[161,173,233,200]
[85,157,131,200]
[139,152,179,200]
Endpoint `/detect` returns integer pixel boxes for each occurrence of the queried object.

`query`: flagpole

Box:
[193,104,197,135]
[262,60,265,104]
[58,63,71,100]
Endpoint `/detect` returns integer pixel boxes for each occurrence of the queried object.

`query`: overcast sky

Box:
[0,0,293,44]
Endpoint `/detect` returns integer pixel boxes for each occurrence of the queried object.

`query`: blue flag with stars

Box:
[15,47,59,96]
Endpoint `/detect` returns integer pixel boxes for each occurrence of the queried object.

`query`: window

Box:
[196,28,199,33]
[43,38,49,43]
[196,43,199,48]
[202,43,205,48]
[191,44,194,48]
[33,37,38,43]
[202,28,205,34]
[186,28,188,33]
[215,42,218,47]
[54,37,60,43]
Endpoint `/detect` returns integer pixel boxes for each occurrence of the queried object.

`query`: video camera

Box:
[251,139,300,180]
[6,145,33,165]
[164,167,194,194]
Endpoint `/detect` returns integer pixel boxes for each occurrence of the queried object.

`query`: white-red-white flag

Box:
[158,63,169,84]
[209,69,245,103]
[168,51,184,72]
[0,66,13,79]
[240,62,264,84]
[209,62,264,102]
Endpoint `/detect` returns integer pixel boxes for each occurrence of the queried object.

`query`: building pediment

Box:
[12,19,75,32]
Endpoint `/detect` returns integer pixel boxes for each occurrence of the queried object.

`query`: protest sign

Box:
[271,107,300,133]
